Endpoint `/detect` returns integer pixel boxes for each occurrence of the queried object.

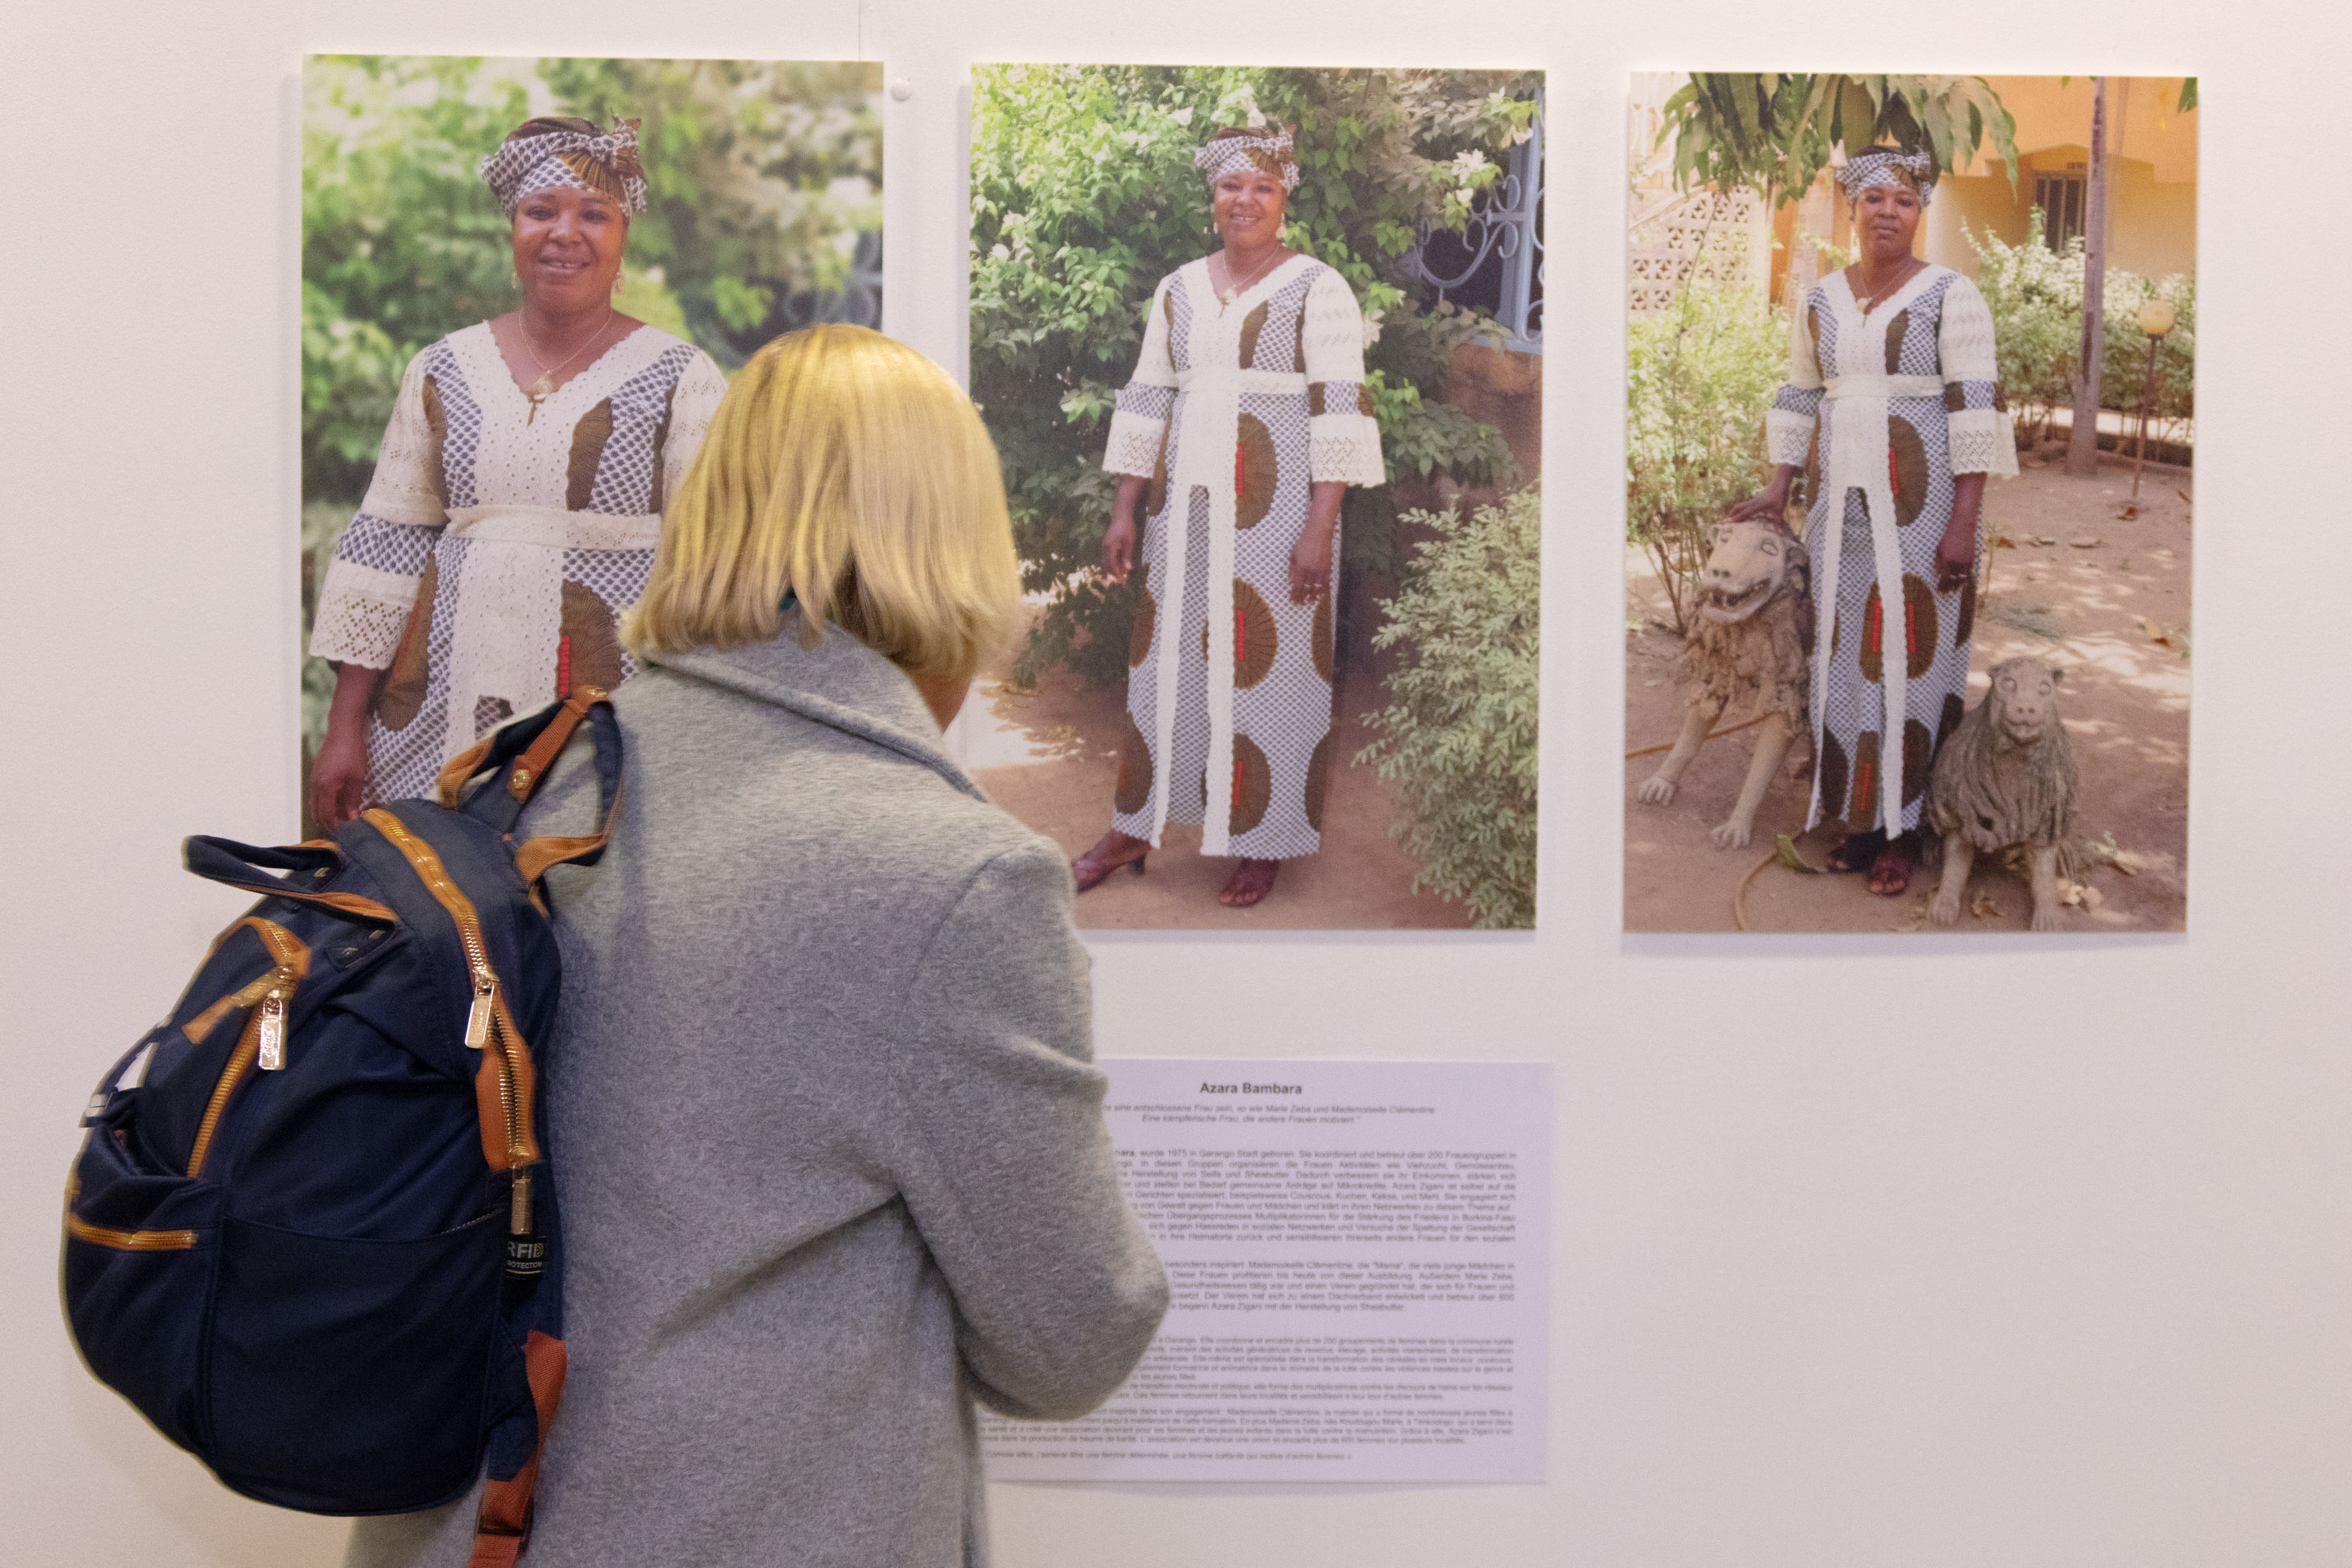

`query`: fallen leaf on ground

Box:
[2060,880,2087,906]
[2070,537,2105,549]
[1774,834,1826,874]
[1970,890,2002,920]
[2114,503,2141,520]
[2032,535,2059,546]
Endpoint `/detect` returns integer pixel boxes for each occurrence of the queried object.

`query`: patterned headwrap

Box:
[1836,144,1937,207]
[1194,124,1301,194]
[479,116,648,219]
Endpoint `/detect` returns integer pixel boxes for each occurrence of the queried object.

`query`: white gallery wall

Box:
[6,2,2350,1564]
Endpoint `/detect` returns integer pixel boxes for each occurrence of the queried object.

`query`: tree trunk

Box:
[2065,77,2109,478]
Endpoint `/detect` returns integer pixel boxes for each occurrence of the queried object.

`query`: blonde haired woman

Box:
[349,325,1168,1568]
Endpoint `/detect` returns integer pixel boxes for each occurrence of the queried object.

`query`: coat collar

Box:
[645,611,984,802]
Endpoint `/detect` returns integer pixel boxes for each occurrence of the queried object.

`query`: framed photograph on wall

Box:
[1622,73,2194,933]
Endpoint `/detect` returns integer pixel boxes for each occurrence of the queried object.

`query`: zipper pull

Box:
[510,1170,534,1234]
[256,988,289,1071]
[464,976,496,1050]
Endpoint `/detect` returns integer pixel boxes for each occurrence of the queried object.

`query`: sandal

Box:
[1866,833,1920,897]
[1217,858,1279,909]
[1071,831,1149,893]
[1826,830,1884,874]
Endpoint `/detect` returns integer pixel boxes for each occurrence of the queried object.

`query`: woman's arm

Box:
[1288,480,1344,604]
[1939,471,1986,592]
[883,840,1169,1419]
[310,662,383,826]
[1102,473,1149,582]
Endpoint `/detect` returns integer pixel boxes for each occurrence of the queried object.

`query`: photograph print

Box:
[969,65,1544,929]
[1623,74,2194,933]
[300,55,882,832]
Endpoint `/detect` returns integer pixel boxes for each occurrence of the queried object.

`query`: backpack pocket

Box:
[61,1119,219,1454]
[206,1210,505,1513]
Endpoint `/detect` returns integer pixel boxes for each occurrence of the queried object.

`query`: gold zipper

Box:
[67,1212,198,1251]
[362,810,536,1233]
[183,920,308,1178]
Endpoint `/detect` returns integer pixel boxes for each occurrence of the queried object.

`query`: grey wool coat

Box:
[347,615,1169,1568]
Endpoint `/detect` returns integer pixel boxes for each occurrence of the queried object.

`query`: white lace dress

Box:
[1765,266,2019,835]
[1099,255,1385,860]
[311,323,726,804]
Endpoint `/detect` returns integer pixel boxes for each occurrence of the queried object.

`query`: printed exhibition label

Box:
[982,1058,1551,1483]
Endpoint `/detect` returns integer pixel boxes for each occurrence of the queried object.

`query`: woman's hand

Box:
[1938,472,1986,593]
[1289,526,1333,605]
[1726,465,1799,530]
[1102,475,1147,583]
[309,661,382,827]
[310,719,370,827]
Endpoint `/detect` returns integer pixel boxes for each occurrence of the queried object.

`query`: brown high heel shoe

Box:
[1072,832,1149,893]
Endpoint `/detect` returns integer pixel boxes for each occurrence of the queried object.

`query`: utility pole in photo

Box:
[2066,77,2109,478]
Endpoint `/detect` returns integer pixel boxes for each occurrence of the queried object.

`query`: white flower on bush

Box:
[989,243,1010,260]
[1451,148,1491,181]
[1169,106,1194,127]
[1362,308,1385,349]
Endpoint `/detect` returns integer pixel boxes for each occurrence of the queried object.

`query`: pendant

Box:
[525,372,554,425]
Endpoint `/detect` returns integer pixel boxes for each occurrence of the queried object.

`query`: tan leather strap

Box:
[436,734,499,808]
[503,686,609,804]
[468,1331,567,1567]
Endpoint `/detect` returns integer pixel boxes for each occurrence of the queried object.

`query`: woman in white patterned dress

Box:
[310,115,727,822]
[1070,124,1386,909]
[1728,145,2017,895]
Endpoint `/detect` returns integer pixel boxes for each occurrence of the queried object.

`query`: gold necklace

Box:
[1852,258,1923,315]
[517,309,615,423]
[1214,248,1282,313]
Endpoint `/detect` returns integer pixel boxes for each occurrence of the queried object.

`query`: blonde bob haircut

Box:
[626,324,1019,686]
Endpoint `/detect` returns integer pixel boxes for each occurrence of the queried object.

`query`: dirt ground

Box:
[1624,448,2192,934]
[963,611,1470,932]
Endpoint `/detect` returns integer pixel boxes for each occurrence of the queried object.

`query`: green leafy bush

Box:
[1625,275,1786,631]
[1356,487,1540,929]
[969,65,1534,689]
[303,55,880,498]
[1967,209,2195,446]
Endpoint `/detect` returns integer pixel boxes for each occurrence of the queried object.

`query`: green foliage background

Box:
[303,55,882,501]
[1356,488,1543,929]
[969,65,1539,689]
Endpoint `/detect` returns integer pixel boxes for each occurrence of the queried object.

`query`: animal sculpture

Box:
[1636,520,1814,850]
[1927,656,2081,933]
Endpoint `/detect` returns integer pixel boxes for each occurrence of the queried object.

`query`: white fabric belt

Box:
[444,504,662,552]
[437,504,659,764]
[1235,369,1309,394]
[1822,374,1944,401]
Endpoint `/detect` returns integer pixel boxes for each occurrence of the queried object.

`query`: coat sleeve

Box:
[884,838,1169,1420]
[658,349,731,510]
[1103,274,1179,478]
[310,349,447,668]
[1938,275,2020,478]
[1301,267,1385,485]
[1765,288,1826,469]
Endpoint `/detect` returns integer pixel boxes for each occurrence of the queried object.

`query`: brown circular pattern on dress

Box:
[1303,731,1333,832]
[1227,733,1272,835]
[1818,729,1849,821]
[560,580,626,696]
[1858,581,1884,684]
[1954,568,1976,647]
[1890,414,1930,527]
[1848,729,1882,827]
[1902,718,1934,807]
[1129,585,1157,669]
[420,375,451,508]
[1881,308,1912,375]
[1238,301,1270,370]
[1806,301,1823,367]
[1311,591,1333,682]
[1901,573,1939,678]
[375,557,437,732]
[1233,580,1278,688]
[1113,713,1152,815]
[1237,413,1277,529]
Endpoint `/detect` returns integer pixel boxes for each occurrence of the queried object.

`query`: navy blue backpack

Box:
[63,688,620,1565]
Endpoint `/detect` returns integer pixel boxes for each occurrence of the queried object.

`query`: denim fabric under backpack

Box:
[62,690,622,1558]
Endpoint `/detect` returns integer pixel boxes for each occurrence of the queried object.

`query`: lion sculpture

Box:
[1927,656,2081,933]
[1636,520,1813,850]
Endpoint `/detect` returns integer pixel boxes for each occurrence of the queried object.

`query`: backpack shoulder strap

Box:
[440,687,625,884]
